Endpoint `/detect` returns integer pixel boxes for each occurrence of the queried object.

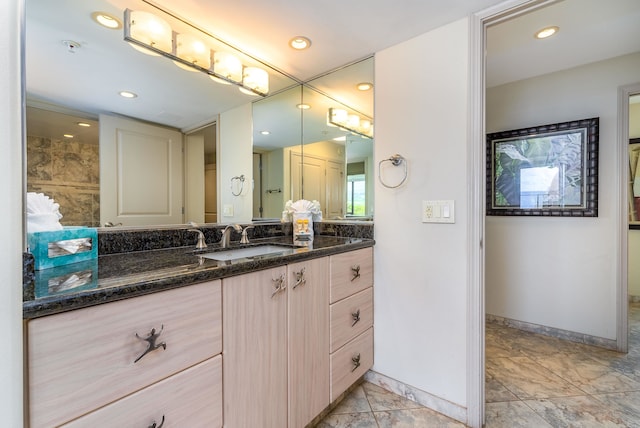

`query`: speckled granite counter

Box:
[23,234,374,319]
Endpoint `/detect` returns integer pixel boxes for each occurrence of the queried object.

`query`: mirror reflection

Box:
[25,0,373,227]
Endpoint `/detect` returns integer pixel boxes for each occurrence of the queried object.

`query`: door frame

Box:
[469,1,569,426]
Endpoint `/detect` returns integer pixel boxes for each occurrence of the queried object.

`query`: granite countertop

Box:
[23,235,374,319]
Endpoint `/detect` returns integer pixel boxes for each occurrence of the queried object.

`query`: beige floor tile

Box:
[524,395,630,427]
[374,408,466,427]
[485,401,553,427]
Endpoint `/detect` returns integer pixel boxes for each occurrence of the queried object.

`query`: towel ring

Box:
[378,154,407,188]
[231,174,245,196]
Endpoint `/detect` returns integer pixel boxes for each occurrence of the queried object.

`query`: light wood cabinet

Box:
[330,247,373,304]
[223,258,330,428]
[222,266,289,428]
[26,280,222,427]
[329,248,374,401]
[61,355,223,428]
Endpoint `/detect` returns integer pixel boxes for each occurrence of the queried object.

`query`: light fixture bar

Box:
[123,8,269,97]
[327,107,373,139]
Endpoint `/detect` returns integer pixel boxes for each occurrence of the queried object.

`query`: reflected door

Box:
[100,114,184,226]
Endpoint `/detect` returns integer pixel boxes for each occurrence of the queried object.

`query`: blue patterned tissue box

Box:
[28,226,98,270]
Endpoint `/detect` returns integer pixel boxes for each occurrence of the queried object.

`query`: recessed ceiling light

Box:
[333,136,347,142]
[260,130,270,135]
[356,82,373,91]
[119,90,138,98]
[289,36,311,50]
[534,26,559,39]
[63,134,74,138]
[76,122,91,127]
[296,103,311,110]
[91,12,122,30]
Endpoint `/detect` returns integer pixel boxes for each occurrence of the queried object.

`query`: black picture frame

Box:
[629,138,640,229]
[486,117,599,217]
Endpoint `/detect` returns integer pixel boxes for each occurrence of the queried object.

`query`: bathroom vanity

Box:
[23,225,374,428]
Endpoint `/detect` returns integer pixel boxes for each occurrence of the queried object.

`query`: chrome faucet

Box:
[221,224,242,248]
[187,228,208,250]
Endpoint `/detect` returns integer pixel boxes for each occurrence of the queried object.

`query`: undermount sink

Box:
[198,244,293,261]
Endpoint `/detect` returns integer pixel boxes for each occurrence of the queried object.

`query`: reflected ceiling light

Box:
[296,103,311,110]
[289,36,311,50]
[63,134,74,138]
[356,82,373,91]
[534,26,559,39]
[333,136,347,142]
[76,122,91,127]
[327,107,373,139]
[119,90,138,98]
[91,12,122,29]
[124,8,269,96]
[260,130,271,135]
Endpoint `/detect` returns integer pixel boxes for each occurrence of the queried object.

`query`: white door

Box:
[100,114,184,226]
[326,160,345,219]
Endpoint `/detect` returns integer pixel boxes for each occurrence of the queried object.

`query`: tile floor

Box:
[315,303,640,427]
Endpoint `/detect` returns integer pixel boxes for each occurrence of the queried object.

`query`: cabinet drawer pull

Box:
[351,309,361,327]
[148,415,165,428]
[350,265,361,281]
[271,274,286,298]
[134,325,167,363]
[351,353,361,372]
[292,267,306,290]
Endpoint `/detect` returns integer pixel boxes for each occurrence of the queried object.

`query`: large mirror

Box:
[25,0,373,229]
[252,57,374,221]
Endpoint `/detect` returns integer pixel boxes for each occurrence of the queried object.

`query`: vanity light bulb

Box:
[212,52,243,83]
[128,10,172,54]
[241,67,269,95]
[329,108,348,126]
[347,114,360,129]
[175,33,210,69]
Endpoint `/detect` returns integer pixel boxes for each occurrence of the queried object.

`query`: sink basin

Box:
[198,245,293,261]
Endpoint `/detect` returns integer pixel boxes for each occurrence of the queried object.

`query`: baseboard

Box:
[364,370,467,424]
[486,314,617,351]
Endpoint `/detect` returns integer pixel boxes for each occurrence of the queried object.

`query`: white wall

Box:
[218,103,253,223]
[0,0,25,425]
[486,52,640,339]
[374,18,470,408]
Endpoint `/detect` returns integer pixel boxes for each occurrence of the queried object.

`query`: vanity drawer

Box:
[61,355,223,428]
[330,287,373,353]
[330,247,373,304]
[330,327,373,402]
[27,280,222,428]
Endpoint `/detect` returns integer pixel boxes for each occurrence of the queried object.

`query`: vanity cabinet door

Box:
[27,280,221,428]
[223,266,288,428]
[61,355,222,428]
[288,258,330,428]
[330,247,373,304]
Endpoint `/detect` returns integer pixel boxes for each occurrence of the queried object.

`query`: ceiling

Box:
[25,0,640,144]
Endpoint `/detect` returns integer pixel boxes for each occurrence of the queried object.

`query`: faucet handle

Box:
[240,226,254,244]
[187,229,208,249]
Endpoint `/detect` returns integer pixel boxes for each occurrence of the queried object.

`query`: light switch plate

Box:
[223,204,234,217]
[422,200,455,223]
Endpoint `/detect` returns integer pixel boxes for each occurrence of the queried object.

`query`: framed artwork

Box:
[487,117,599,217]
[629,138,640,229]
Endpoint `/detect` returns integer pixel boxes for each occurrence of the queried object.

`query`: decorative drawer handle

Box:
[134,325,167,363]
[351,309,361,327]
[148,415,165,428]
[271,274,286,298]
[293,267,306,290]
[351,353,361,372]
[351,265,361,281]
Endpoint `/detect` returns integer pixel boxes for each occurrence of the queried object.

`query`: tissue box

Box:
[28,226,98,270]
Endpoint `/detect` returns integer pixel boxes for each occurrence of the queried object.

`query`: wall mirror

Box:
[252,57,374,221]
[25,0,373,231]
